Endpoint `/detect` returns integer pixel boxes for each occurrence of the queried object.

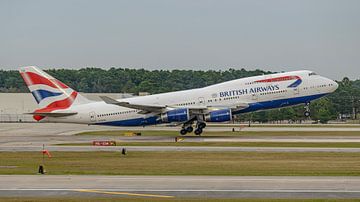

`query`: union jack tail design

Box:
[19,66,90,121]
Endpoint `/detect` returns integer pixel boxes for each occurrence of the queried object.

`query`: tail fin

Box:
[19,66,91,119]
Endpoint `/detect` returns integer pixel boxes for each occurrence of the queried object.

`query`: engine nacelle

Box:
[205,109,232,122]
[161,108,190,123]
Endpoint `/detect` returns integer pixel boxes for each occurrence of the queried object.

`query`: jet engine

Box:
[160,108,190,123]
[205,109,232,122]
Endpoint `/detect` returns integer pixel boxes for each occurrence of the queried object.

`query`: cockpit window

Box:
[308,72,317,76]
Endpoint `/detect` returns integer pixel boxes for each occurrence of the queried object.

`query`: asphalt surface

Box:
[0,175,359,199]
[1,122,360,137]
[1,123,360,152]
[1,123,360,147]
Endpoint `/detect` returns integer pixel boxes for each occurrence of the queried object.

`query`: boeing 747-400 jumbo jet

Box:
[20,66,338,135]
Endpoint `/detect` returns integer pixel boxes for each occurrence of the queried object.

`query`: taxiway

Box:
[0,175,359,199]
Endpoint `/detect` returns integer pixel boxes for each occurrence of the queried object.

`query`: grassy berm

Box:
[0,151,359,176]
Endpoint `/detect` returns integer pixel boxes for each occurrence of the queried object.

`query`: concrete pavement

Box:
[0,175,359,198]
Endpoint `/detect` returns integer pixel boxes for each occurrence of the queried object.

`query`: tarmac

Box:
[1,123,360,152]
[1,123,360,148]
[1,122,360,137]
[0,175,360,199]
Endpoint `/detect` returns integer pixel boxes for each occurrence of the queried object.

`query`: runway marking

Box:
[74,189,174,198]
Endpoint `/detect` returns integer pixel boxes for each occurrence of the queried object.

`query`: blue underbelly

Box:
[234,93,327,114]
[95,116,159,126]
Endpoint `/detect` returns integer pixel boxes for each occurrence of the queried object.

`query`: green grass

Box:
[58,141,360,148]
[75,130,360,137]
[0,198,359,202]
[1,151,360,176]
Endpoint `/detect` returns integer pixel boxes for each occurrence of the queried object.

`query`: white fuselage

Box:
[45,70,338,126]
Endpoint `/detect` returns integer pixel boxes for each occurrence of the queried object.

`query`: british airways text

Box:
[219,85,280,97]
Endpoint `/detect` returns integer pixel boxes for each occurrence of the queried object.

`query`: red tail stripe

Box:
[21,72,68,89]
[255,76,300,83]
[33,115,45,121]
[34,91,77,113]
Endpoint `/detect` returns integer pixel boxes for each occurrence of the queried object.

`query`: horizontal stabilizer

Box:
[26,112,77,117]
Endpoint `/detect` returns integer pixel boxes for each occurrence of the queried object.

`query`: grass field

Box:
[0,198,359,202]
[58,142,360,148]
[75,130,360,137]
[0,151,359,176]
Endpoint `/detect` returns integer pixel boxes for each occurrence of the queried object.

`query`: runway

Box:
[0,123,359,153]
[1,145,360,152]
[1,123,360,148]
[1,122,360,137]
[0,175,359,199]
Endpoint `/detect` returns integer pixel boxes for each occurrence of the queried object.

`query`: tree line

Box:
[0,68,359,123]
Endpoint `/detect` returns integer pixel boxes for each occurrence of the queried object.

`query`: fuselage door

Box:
[251,93,258,101]
[293,87,300,95]
[89,111,96,122]
[198,97,205,105]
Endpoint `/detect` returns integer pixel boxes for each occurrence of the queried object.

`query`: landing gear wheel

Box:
[180,129,187,135]
[304,102,311,117]
[186,126,193,133]
[194,128,203,136]
[197,122,206,129]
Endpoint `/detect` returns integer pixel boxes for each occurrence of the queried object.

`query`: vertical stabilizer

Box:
[19,66,91,120]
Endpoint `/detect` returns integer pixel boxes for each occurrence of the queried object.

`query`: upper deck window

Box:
[308,72,317,76]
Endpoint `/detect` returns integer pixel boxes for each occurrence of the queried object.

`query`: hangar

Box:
[0,93,132,122]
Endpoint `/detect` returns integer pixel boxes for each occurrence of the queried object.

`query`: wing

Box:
[100,96,166,114]
[100,96,249,114]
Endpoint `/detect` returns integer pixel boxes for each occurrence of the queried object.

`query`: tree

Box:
[317,108,332,124]
[310,98,337,123]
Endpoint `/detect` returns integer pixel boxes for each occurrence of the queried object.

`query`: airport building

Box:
[0,93,133,122]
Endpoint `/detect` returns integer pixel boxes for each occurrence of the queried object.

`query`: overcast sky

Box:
[1,0,359,80]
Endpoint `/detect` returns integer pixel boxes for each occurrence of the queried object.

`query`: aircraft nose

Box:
[330,79,339,92]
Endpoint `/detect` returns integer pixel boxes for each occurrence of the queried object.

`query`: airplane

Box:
[19,66,338,135]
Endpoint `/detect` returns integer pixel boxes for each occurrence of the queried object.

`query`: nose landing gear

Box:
[304,102,311,117]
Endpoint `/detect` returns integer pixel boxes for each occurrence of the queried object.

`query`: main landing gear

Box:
[304,102,311,117]
[179,119,206,136]
[194,122,206,136]
[180,125,193,135]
